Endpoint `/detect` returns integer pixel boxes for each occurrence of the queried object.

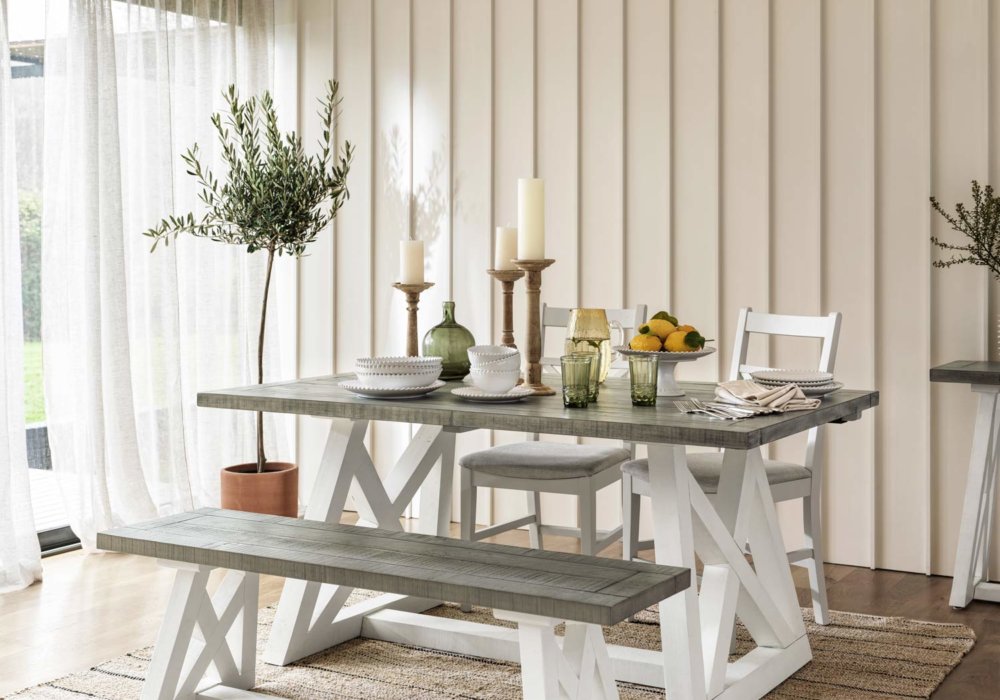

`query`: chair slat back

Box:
[729,307,841,381]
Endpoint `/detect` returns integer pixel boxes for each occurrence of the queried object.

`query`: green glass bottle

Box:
[422,301,476,380]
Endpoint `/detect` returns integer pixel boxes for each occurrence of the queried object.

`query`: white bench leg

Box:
[144,561,258,700]
[494,610,619,700]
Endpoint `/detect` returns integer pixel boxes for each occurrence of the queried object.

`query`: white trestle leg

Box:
[143,562,259,700]
[494,610,619,700]
[265,418,458,665]
[950,386,1000,608]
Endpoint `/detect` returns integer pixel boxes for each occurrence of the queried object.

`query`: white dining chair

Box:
[459,304,647,561]
[620,307,841,625]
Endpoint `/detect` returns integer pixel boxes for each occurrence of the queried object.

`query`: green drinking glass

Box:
[629,355,658,406]
[561,355,593,408]
[570,350,600,402]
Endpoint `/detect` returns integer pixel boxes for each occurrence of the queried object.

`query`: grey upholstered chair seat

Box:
[460,442,632,480]
[621,453,810,494]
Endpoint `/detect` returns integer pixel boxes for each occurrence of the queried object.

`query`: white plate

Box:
[614,345,717,361]
[340,379,446,399]
[751,369,833,384]
[799,381,844,397]
[451,386,535,403]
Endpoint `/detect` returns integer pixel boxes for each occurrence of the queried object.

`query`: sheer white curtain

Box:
[43,0,285,550]
[0,0,42,591]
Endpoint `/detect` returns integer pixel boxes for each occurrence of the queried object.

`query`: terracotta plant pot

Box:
[220,462,298,517]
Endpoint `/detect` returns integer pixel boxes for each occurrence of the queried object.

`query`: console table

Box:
[931,361,1000,608]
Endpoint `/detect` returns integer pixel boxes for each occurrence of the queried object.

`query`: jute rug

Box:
[11,596,974,699]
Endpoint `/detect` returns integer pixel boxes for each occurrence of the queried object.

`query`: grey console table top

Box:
[930,361,1000,386]
[198,374,878,450]
[97,508,690,626]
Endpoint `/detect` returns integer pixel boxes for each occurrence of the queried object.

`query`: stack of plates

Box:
[749,369,843,398]
[342,356,445,399]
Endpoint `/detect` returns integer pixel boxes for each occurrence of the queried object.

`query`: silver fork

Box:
[692,398,756,418]
[674,400,731,419]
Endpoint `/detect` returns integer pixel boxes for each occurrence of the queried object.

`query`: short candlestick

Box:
[392,282,434,357]
[486,269,526,348]
[513,259,556,396]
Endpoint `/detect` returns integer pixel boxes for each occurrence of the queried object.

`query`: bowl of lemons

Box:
[614,311,716,397]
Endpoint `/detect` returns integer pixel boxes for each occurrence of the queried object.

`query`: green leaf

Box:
[684,331,707,350]
[639,324,651,334]
[651,310,678,325]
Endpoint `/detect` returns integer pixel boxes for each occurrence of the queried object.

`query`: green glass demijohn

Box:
[422,300,475,380]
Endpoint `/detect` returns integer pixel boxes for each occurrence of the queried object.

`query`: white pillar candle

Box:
[517,178,545,260]
[399,240,424,284]
[494,226,518,270]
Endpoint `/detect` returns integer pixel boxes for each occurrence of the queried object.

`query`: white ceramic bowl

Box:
[356,355,442,371]
[355,367,441,388]
[468,367,520,393]
[467,345,518,365]
[472,352,521,371]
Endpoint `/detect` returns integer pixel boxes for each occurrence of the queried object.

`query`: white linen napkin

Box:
[714,380,821,413]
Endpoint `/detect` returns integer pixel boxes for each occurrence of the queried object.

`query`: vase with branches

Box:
[930,180,1000,279]
[144,80,352,511]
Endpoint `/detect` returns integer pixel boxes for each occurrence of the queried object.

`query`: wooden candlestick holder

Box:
[486,269,526,348]
[513,259,556,395]
[392,282,434,357]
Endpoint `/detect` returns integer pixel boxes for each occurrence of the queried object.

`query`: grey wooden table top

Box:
[198,374,878,450]
[97,508,690,626]
[930,361,1000,386]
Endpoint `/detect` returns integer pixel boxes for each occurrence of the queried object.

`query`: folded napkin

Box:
[714,380,820,413]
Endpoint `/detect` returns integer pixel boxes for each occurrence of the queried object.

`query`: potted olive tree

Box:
[145,81,352,516]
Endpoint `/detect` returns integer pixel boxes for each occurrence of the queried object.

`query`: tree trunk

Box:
[256,246,276,472]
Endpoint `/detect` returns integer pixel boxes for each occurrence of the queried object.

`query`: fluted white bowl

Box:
[356,355,442,371]
[468,345,518,365]
[468,367,520,393]
[472,353,521,371]
[355,367,441,388]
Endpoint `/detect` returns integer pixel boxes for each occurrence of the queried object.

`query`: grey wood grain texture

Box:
[198,375,879,450]
[97,508,690,626]
[930,361,1000,386]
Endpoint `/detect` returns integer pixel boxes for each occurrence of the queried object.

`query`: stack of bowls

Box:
[354,356,443,388]
[467,345,521,393]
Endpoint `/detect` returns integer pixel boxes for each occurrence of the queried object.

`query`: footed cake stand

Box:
[614,346,717,397]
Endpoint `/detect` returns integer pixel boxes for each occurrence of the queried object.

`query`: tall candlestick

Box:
[487,268,525,348]
[399,240,424,284]
[513,258,556,395]
[517,179,544,259]
[392,282,434,356]
[494,226,518,270]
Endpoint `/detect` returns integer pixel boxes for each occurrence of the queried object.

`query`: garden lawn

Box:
[23,340,45,424]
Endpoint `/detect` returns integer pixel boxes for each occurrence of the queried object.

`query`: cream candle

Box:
[517,178,544,259]
[399,240,424,284]
[494,226,518,270]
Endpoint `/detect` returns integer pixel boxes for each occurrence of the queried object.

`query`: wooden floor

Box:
[1,517,997,698]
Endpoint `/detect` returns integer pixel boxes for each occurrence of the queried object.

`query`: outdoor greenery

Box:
[20,192,41,342]
[23,341,44,424]
[930,181,1000,278]
[144,81,353,472]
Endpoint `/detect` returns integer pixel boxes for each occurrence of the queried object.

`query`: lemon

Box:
[650,310,679,326]
[630,333,663,352]
[676,324,696,334]
[639,318,677,340]
[664,330,707,352]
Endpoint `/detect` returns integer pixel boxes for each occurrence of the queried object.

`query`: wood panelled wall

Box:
[291,0,1000,577]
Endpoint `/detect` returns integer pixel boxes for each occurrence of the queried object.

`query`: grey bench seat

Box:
[98,508,689,700]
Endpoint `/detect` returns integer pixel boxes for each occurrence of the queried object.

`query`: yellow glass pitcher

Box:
[563,308,625,384]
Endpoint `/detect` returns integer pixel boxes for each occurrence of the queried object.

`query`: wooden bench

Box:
[98,508,689,700]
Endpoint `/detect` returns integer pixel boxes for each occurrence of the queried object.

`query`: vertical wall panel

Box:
[371,0,412,477]
[579,0,624,309]
[719,0,769,378]
[822,0,876,568]
[876,0,931,573]
[625,0,669,316]
[451,0,494,524]
[671,0,720,383]
[296,0,336,496]
[491,0,536,525]
[930,0,989,576]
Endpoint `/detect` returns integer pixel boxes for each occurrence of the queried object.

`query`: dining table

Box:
[198,374,878,700]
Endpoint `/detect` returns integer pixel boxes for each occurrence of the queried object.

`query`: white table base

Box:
[950,384,1000,608]
[261,417,811,700]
